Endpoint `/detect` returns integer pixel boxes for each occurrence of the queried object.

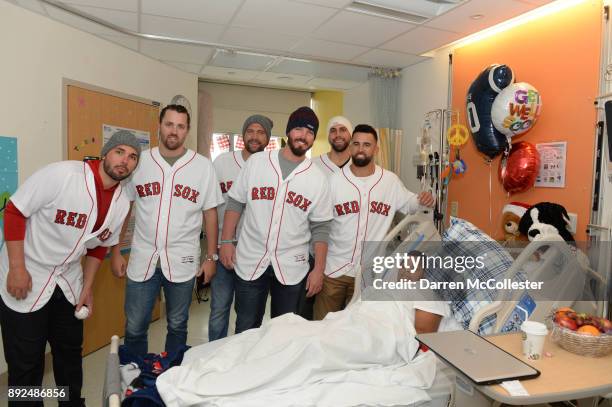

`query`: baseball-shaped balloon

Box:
[74,306,90,320]
[492,82,542,138]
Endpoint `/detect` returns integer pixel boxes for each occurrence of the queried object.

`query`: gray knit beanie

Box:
[242,114,273,139]
[101,130,141,160]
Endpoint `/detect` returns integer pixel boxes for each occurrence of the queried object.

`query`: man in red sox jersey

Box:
[0,131,140,406]
[209,114,273,341]
[220,106,332,334]
[314,124,435,320]
[312,116,353,177]
[111,105,223,356]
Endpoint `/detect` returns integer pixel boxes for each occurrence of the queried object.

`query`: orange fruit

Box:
[577,325,601,336]
[557,307,575,313]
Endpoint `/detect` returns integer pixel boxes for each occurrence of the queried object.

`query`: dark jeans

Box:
[234,265,306,334]
[0,286,85,407]
[208,261,235,341]
[296,256,316,320]
[124,267,195,356]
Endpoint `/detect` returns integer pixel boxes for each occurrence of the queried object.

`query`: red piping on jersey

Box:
[358,168,384,284]
[274,184,289,285]
[29,163,95,312]
[249,151,280,280]
[143,149,166,281]
[319,154,334,173]
[232,151,243,169]
[360,168,384,263]
[164,151,197,281]
[59,274,76,303]
[272,162,312,284]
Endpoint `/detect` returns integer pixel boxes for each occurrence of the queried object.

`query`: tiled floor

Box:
[0,292,250,406]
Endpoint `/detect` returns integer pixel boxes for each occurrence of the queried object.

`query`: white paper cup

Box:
[521,321,548,360]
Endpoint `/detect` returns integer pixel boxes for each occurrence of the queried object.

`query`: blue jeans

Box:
[208,262,235,341]
[234,265,305,334]
[124,267,195,356]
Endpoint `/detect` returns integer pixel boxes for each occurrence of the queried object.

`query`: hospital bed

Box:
[103,213,605,407]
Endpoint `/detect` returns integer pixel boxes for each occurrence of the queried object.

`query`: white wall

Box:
[199,82,311,136]
[0,1,198,180]
[0,1,198,374]
[343,82,372,126]
[399,50,452,193]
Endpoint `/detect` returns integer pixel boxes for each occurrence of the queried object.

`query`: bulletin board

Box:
[66,83,160,355]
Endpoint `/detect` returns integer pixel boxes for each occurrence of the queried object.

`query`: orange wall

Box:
[449,0,602,241]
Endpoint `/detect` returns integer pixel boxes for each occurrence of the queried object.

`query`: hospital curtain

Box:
[369,68,403,175]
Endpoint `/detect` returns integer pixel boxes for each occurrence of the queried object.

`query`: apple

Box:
[557,316,578,331]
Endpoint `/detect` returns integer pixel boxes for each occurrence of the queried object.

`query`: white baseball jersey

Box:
[125,147,223,283]
[213,151,245,244]
[326,165,420,278]
[312,153,347,178]
[229,150,332,285]
[0,161,130,313]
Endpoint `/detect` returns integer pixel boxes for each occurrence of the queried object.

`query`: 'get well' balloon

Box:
[492,82,542,138]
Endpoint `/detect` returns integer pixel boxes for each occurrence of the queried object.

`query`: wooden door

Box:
[66,84,161,355]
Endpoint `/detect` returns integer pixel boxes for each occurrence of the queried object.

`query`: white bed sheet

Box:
[157,300,442,407]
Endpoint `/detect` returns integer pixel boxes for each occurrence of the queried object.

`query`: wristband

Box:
[220,239,236,244]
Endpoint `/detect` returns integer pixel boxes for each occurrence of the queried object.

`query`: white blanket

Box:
[157,300,438,407]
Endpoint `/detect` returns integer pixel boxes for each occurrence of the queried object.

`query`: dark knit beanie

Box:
[286,106,319,136]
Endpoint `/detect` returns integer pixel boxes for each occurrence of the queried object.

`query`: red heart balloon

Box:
[499,141,540,194]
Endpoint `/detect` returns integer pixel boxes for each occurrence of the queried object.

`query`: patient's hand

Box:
[414,309,442,334]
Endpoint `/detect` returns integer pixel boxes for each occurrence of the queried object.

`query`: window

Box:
[210,133,282,161]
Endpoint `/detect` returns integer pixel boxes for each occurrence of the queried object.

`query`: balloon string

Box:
[489,161,493,235]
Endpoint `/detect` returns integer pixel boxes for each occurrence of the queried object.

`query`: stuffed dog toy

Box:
[518,202,574,242]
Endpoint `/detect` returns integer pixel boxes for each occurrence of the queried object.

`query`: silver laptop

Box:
[416,330,540,385]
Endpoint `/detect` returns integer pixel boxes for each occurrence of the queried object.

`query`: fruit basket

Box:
[550,308,612,358]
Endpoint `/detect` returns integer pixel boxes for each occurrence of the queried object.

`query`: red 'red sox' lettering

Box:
[369,201,391,216]
[136,182,161,197]
[173,184,200,203]
[286,191,312,212]
[54,209,88,229]
[251,187,276,200]
[334,200,360,216]
[220,181,233,194]
[98,228,112,242]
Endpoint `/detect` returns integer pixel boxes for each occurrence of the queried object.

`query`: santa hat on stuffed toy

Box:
[503,202,531,218]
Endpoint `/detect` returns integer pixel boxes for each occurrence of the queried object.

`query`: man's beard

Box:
[330,138,349,153]
[288,137,309,157]
[162,133,183,150]
[103,159,131,181]
[352,154,372,167]
[245,139,266,154]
